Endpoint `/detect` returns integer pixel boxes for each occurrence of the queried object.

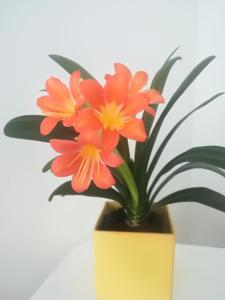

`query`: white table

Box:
[30,239,225,300]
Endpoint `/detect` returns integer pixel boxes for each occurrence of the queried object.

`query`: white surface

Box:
[30,239,225,300]
[1,0,225,300]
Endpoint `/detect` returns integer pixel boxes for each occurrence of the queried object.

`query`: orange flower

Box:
[50,130,123,192]
[108,63,164,116]
[37,71,85,135]
[75,71,150,151]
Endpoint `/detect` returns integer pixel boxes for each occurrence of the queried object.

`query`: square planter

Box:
[93,201,175,300]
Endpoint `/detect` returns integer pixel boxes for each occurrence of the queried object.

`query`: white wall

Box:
[0,0,224,299]
[188,0,225,247]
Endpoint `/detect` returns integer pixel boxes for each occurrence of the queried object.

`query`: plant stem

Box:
[116,151,152,226]
[117,136,130,163]
[117,155,139,211]
[125,205,151,227]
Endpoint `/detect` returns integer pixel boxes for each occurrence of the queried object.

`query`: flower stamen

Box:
[96,102,128,131]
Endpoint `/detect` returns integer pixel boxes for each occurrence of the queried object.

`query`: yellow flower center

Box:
[97,102,127,131]
[80,144,100,160]
[62,98,77,116]
[74,145,101,182]
[66,144,100,171]
[44,98,76,119]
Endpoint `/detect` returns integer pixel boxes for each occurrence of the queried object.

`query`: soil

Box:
[97,207,171,233]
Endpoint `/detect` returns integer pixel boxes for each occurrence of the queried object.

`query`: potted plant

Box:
[4,49,225,300]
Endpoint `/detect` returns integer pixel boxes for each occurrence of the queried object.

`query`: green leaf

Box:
[163,146,225,173]
[151,57,182,95]
[138,55,216,195]
[144,55,215,164]
[154,187,225,213]
[147,92,224,191]
[165,46,180,61]
[144,51,182,134]
[4,115,77,142]
[149,146,225,199]
[49,181,125,204]
[42,158,55,172]
[134,50,182,181]
[49,54,95,79]
[151,162,225,203]
[142,55,183,134]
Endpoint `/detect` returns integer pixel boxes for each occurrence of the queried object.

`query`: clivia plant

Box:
[4,49,225,227]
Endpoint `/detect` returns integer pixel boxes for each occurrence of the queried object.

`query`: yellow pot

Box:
[93,201,175,300]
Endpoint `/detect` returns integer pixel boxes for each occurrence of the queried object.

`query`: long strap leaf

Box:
[151,162,225,202]
[143,56,215,166]
[4,115,76,142]
[142,56,183,135]
[145,48,182,133]
[165,46,180,61]
[138,56,215,195]
[154,187,225,213]
[134,50,181,178]
[147,92,224,189]
[149,146,225,199]
[42,158,55,172]
[49,54,95,79]
[49,181,125,204]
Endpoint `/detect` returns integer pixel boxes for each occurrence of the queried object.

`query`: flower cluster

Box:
[37,63,164,192]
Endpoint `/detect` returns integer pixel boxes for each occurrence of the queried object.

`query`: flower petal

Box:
[93,163,115,189]
[79,79,104,108]
[145,89,164,104]
[78,130,100,148]
[104,74,112,81]
[51,153,81,177]
[104,74,129,106]
[50,139,78,153]
[119,118,147,141]
[102,151,123,167]
[71,158,93,192]
[63,114,77,127]
[40,117,58,135]
[69,71,80,100]
[102,130,120,152]
[46,77,72,105]
[144,106,156,116]
[74,108,102,132]
[129,71,148,95]
[114,63,132,81]
[37,96,65,113]
[122,94,148,116]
